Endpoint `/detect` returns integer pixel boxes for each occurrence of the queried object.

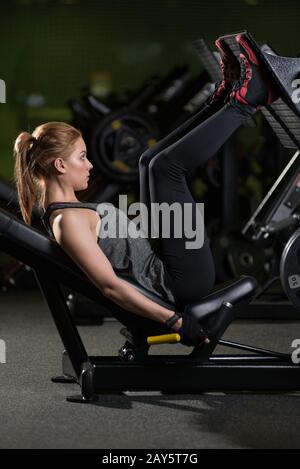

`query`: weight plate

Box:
[90,109,158,183]
[212,226,277,284]
[280,227,300,309]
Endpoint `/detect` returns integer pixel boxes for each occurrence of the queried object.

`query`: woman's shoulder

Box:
[49,205,95,220]
[47,204,100,239]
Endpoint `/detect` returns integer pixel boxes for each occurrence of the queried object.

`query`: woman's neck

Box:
[44,189,79,211]
[45,176,82,206]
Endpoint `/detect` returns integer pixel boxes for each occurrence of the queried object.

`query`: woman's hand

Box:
[177,313,210,346]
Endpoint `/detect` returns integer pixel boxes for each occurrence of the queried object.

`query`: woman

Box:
[13,35,278,349]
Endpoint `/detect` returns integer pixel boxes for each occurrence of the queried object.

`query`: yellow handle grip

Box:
[147,333,181,345]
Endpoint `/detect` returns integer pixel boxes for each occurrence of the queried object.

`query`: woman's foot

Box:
[210,38,241,104]
[230,33,279,108]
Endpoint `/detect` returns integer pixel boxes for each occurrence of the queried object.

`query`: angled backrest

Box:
[0,207,173,309]
[0,207,174,378]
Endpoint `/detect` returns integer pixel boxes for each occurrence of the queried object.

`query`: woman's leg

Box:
[139,97,226,230]
[148,101,256,306]
[117,102,255,339]
[114,100,229,341]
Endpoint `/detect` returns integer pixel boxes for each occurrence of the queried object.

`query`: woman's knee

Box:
[148,152,170,181]
[139,149,155,172]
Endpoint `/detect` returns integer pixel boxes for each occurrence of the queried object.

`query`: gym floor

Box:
[0,290,300,449]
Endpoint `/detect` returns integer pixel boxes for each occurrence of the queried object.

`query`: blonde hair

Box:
[13,122,81,225]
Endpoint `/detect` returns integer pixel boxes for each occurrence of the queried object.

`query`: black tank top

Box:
[42,202,175,303]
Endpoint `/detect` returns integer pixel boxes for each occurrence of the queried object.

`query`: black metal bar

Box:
[58,353,300,398]
[35,269,88,379]
[189,302,235,360]
[218,339,292,360]
[91,354,292,364]
[86,357,300,393]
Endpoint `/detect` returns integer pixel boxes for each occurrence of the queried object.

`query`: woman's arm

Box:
[54,210,182,331]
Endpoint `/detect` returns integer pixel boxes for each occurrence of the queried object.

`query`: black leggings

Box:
[114,98,256,338]
[139,100,256,307]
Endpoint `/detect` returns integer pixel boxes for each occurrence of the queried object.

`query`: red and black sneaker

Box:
[230,33,279,109]
[209,38,241,104]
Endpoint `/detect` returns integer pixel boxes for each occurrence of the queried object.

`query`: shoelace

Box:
[231,54,252,92]
[220,56,241,83]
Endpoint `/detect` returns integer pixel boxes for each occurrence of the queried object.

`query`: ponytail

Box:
[13,132,37,225]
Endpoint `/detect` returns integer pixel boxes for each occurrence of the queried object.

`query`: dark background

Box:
[0,0,299,180]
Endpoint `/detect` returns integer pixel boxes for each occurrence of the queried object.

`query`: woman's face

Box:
[57,137,93,191]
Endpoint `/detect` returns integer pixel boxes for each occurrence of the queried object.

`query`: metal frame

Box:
[0,215,298,403]
[57,351,300,404]
[34,270,300,403]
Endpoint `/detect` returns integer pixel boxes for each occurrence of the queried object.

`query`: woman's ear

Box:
[53,157,67,174]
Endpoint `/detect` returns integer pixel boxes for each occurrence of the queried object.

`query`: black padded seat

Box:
[186,276,258,321]
[0,207,258,318]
